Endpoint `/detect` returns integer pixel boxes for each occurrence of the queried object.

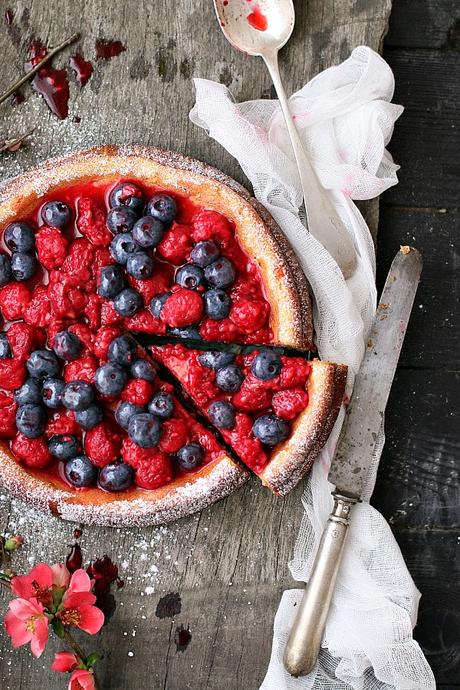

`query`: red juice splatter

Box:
[174,624,192,652]
[223,0,228,5]
[11,90,25,106]
[69,53,94,86]
[66,543,83,573]
[95,38,125,60]
[247,6,267,31]
[73,115,81,123]
[74,528,82,539]
[4,8,13,25]
[25,39,70,119]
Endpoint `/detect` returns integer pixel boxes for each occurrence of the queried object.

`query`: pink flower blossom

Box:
[10,562,70,606]
[57,570,104,634]
[51,651,79,673]
[69,668,96,690]
[4,597,49,657]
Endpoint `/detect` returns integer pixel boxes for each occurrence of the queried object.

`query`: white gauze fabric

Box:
[190,46,436,690]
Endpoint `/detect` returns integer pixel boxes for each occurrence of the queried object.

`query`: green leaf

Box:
[85,652,100,668]
[52,618,65,639]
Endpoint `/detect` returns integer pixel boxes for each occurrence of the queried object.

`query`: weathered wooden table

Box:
[0,0,458,688]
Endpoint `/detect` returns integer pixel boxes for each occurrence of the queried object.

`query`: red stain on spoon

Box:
[247,5,268,31]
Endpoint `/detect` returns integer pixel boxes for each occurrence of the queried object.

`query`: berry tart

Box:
[0,145,345,526]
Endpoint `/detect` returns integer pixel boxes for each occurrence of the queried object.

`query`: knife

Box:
[283,246,423,677]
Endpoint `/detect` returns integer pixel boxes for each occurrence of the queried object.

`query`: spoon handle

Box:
[263,52,357,278]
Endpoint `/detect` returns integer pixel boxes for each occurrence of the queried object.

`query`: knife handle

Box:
[283,492,357,677]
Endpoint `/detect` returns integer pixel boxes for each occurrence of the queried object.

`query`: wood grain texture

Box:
[0,1,392,689]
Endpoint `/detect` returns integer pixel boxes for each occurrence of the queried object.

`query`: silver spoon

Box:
[213,0,357,278]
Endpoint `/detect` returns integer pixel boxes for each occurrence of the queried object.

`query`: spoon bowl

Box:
[213,0,295,56]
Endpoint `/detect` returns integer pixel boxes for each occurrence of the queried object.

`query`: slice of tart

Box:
[150,344,347,495]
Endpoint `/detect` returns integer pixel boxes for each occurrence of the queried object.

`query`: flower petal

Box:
[4,610,32,648]
[29,617,49,658]
[69,669,96,690]
[9,597,44,620]
[51,564,71,589]
[69,569,92,593]
[75,604,104,635]
[51,651,79,673]
[10,574,34,598]
[61,591,96,609]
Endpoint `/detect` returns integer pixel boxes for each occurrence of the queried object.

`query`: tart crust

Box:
[0,145,313,349]
[259,360,348,495]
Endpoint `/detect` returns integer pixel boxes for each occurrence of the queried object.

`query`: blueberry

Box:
[26,350,60,378]
[147,392,174,419]
[106,206,138,234]
[175,264,204,290]
[99,461,134,492]
[109,232,140,265]
[109,182,144,213]
[208,400,235,429]
[4,222,35,253]
[204,257,236,289]
[168,326,201,339]
[252,414,289,446]
[126,252,154,280]
[113,288,143,317]
[108,336,137,367]
[130,359,157,382]
[10,252,37,281]
[63,380,94,411]
[215,364,244,392]
[177,443,203,470]
[128,413,161,448]
[0,255,12,286]
[74,404,103,430]
[65,455,98,487]
[0,333,11,359]
[41,200,70,228]
[204,289,231,320]
[115,401,144,430]
[251,351,282,381]
[52,330,82,361]
[198,351,235,370]
[145,193,177,224]
[149,292,170,318]
[41,378,65,409]
[190,240,220,268]
[14,378,42,405]
[16,404,46,438]
[94,363,127,396]
[132,216,164,248]
[48,434,81,460]
[98,264,125,299]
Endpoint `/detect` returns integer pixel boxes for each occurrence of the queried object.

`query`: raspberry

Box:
[127,263,172,303]
[195,427,221,454]
[23,286,51,327]
[192,210,233,245]
[63,355,98,384]
[229,414,267,472]
[161,289,203,328]
[272,388,309,420]
[124,309,166,334]
[35,226,68,270]
[157,223,193,264]
[6,322,45,360]
[0,392,17,438]
[121,379,154,406]
[229,299,269,333]
[100,299,123,326]
[232,381,272,412]
[61,238,95,286]
[158,418,188,453]
[45,410,81,437]
[279,358,311,389]
[135,452,173,490]
[199,317,240,343]
[92,247,113,281]
[68,323,94,354]
[84,421,122,468]
[0,283,31,321]
[84,293,102,330]
[77,197,112,247]
[0,359,26,390]
[12,434,52,469]
[93,326,123,359]
[48,281,88,319]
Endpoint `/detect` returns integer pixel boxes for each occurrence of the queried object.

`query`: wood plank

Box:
[377,207,460,369]
[381,50,460,208]
[0,1,393,689]
[385,0,459,49]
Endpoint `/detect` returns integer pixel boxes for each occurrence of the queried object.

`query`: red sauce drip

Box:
[95,38,125,60]
[66,543,83,573]
[11,90,25,106]
[74,528,82,539]
[4,8,13,25]
[25,39,70,119]
[73,115,81,123]
[69,53,94,87]
[247,6,268,31]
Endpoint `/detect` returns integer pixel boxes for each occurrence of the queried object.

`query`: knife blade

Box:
[283,246,422,677]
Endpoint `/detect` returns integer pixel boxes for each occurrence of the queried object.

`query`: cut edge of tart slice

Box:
[150,344,347,496]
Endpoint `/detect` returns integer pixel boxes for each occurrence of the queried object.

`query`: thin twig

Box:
[0,578,12,590]
[0,32,80,106]
[63,629,101,690]
[0,128,35,153]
